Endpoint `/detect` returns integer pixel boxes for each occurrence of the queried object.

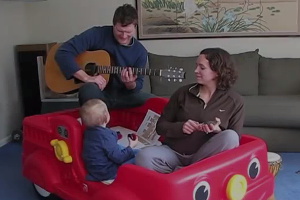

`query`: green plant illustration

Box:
[193,1,270,32]
[141,0,280,33]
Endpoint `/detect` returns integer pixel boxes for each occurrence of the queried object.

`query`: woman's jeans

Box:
[135,130,239,173]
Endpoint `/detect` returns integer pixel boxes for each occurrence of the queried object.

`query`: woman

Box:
[135,48,245,173]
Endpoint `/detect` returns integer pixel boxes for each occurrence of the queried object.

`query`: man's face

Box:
[113,22,136,45]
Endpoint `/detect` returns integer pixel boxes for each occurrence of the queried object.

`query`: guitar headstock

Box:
[161,67,185,82]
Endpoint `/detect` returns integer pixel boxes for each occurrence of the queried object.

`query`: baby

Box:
[80,99,138,181]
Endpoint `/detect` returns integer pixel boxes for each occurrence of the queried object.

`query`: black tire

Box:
[33,184,62,200]
[12,129,23,142]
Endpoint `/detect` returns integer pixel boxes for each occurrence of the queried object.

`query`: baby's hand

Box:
[116,131,122,140]
[128,133,138,148]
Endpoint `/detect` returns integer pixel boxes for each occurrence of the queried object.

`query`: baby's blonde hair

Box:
[79,99,109,127]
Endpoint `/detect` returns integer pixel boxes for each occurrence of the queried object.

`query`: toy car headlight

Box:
[226,174,247,200]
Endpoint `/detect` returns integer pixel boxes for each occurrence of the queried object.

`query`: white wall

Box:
[26,0,300,58]
[25,0,131,43]
[0,1,30,145]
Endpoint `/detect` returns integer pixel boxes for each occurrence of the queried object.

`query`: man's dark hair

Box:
[113,4,138,26]
[200,48,238,90]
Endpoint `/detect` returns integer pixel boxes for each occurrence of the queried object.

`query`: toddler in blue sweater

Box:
[80,99,138,181]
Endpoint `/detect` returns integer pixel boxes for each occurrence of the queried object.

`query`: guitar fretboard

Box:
[95,66,162,77]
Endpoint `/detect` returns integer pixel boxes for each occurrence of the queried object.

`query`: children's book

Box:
[112,109,161,149]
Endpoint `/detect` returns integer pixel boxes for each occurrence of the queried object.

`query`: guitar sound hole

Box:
[85,63,97,75]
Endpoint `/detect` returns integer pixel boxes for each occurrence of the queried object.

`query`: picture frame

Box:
[136,0,300,39]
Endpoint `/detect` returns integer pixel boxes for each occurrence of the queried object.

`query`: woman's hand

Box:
[183,120,202,134]
[183,118,222,135]
[199,117,222,134]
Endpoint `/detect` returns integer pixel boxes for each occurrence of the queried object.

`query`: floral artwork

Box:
[136,0,300,39]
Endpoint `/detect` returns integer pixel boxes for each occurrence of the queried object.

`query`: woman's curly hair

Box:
[200,48,238,90]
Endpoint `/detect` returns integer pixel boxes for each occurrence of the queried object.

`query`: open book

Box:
[111,109,161,149]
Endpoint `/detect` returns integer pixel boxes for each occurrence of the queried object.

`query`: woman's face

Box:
[194,54,218,86]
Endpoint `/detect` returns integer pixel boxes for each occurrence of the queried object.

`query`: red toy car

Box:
[22,97,275,200]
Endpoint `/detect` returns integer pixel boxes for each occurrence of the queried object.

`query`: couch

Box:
[142,49,300,152]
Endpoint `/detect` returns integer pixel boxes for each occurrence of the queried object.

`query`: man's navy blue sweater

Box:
[55,26,148,93]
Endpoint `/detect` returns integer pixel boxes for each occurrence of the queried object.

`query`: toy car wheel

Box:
[12,129,23,142]
[33,184,61,200]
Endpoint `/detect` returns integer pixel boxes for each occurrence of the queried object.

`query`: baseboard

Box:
[0,135,12,148]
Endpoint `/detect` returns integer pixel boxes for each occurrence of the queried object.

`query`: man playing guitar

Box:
[55,4,154,108]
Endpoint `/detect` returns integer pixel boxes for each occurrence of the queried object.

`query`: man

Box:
[55,4,153,108]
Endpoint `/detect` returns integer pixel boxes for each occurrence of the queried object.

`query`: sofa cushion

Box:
[141,58,151,93]
[259,56,300,95]
[231,49,259,96]
[148,50,259,97]
[243,95,300,128]
[141,75,151,93]
[148,53,197,96]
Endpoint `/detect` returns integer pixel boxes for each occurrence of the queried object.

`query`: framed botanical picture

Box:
[136,0,300,39]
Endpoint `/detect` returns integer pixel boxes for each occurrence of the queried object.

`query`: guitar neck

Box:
[95,66,162,76]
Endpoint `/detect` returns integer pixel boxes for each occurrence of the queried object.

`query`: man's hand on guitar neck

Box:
[73,68,137,91]
[121,67,137,90]
[74,70,107,91]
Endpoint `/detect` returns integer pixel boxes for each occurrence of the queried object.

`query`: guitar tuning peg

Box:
[168,79,171,82]
[173,79,177,82]
[179,79,182,82]
[180,68,183,71]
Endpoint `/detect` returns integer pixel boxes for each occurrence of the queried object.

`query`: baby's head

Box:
[79,99,110,127]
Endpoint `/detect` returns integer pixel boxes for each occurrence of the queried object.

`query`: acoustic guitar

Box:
[45,43,186,94]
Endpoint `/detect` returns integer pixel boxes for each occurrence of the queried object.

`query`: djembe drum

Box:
[267,152,282,176]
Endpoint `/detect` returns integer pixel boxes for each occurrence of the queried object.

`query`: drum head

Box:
[267,152,281,162]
